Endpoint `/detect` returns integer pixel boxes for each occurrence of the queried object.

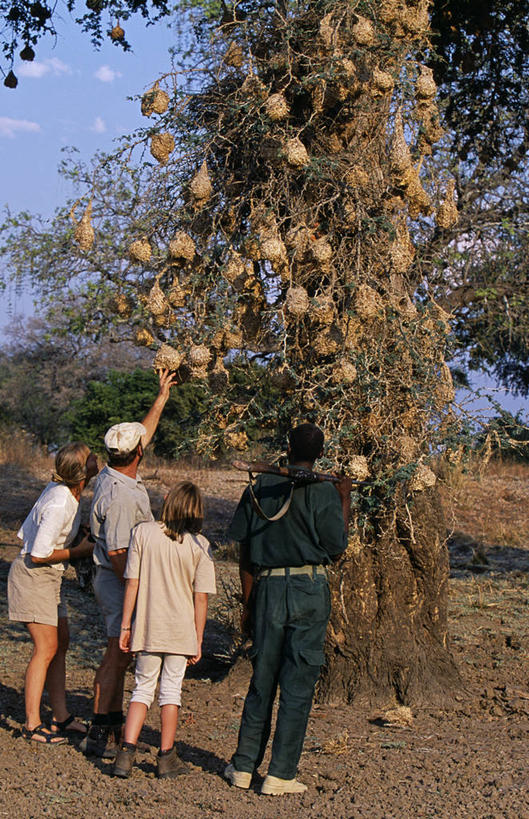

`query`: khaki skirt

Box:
[8,554,66,626]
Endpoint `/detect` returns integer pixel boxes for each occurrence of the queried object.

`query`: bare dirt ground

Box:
[1,452,529,818]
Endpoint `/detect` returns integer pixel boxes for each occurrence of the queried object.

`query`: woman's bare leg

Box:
[25,622,62,741]
[45,616,68,723]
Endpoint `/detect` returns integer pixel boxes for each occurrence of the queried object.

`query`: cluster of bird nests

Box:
[151,341,229,389]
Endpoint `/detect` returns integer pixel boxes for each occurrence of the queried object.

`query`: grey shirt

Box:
[90,465,153,569]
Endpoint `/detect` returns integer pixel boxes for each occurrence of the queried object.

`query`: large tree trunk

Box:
[320,488,459,705]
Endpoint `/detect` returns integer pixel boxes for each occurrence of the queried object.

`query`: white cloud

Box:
[0,117,41,138]
[94,65,122,83]
[17,58,71,79]
[91,116,107,134]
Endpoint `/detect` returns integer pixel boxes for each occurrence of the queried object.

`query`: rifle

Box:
[232,460,370,522]
[232,459,370,487]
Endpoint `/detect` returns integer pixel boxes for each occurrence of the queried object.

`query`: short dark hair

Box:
[107,443,141,468]
[288,423,324,462]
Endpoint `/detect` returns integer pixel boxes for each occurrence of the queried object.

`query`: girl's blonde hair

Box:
[162,481,203,541]
[53,442,91,487]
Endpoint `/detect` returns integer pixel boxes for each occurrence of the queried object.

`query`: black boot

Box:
[79,724,117,759]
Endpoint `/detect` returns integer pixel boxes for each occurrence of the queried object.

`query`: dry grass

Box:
[0,427,51,476]
[440,459,529,550]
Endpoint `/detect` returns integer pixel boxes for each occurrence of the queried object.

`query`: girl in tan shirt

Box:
[113,481,216,779]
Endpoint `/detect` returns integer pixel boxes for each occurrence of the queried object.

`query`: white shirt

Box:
[17,482,81,572]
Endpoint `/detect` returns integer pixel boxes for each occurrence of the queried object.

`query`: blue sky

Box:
[0,12,176,323]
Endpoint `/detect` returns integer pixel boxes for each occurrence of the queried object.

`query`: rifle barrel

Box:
[231,460,370,486]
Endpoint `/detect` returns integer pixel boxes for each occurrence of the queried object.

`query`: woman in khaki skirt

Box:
[8,442,98,745]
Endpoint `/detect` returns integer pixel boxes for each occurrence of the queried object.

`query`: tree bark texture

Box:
[320,487,459,706]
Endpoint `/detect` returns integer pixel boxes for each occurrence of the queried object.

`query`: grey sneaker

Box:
[157,747,189,779]
[79,725,118,759]
[113,744,136,778]
[261,774,307,795]
[224,762,252,789]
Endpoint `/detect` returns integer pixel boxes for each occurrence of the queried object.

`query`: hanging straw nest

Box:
[400,162,432,218]
[265,93,289,122]
[436,179,458,229]
[348,455,370,481]
[71,200,95,252]
[167,281,186,308]
[311,82,325,114]
[390,221,415,273]
[224,428,248,450]
[345,165,370,189]
[134,328,154,347]
[260,235,287,266]
[397,434,419,463]
[223,41,244,68]
[435,362,455,405]
[146,279,168,316]
[190,160,213,205]
[150,132,174,164]
[208,358,229,393]
[129,238,152,264]
[169,231,196,262]
[312,292,335,325]
[110,23,124,41]
[319,12,334,49]
[309,236,333,268]
[372,66,394,95]
[352,15,375,46]
[416,65,437,100]
[390,108,412,174]
[285,286,309,318]
[331,359,357,384]
[343,200,357,225]
[284,138,310,168]
[401,0,430,35]
[241,72,267,99]
[141,82,170,117]
[223,251,249,288]
[110,293,133,318]
[224,328,244,349]
[354,284,383,319]
[312,326,341,356]
[153,343,183,371]
[379,0,400,23]
[285,224,311,259]
[409,463,437,492]
[188,344,211,370]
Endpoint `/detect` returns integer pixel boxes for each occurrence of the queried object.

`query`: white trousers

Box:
[130,652,187,707]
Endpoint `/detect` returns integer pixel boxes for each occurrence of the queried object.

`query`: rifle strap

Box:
[248,471,295,522]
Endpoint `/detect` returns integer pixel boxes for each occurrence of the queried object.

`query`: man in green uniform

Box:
[224,422,351,795]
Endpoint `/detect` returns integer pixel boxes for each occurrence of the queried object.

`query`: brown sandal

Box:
[22,723,67,745]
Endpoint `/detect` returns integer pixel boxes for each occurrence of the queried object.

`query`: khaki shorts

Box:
[8,554,67,626]
[93,566,124,638]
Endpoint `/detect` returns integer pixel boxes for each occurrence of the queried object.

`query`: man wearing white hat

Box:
[81,369,176,758]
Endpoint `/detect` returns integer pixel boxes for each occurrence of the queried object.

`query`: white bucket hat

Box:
[104,422,146,455]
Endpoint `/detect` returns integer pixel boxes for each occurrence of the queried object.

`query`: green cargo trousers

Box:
[232,570,330,780]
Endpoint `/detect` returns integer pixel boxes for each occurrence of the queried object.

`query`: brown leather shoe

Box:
[157,747,189,779]
[113,744,136,778]
[79,724,118,759]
